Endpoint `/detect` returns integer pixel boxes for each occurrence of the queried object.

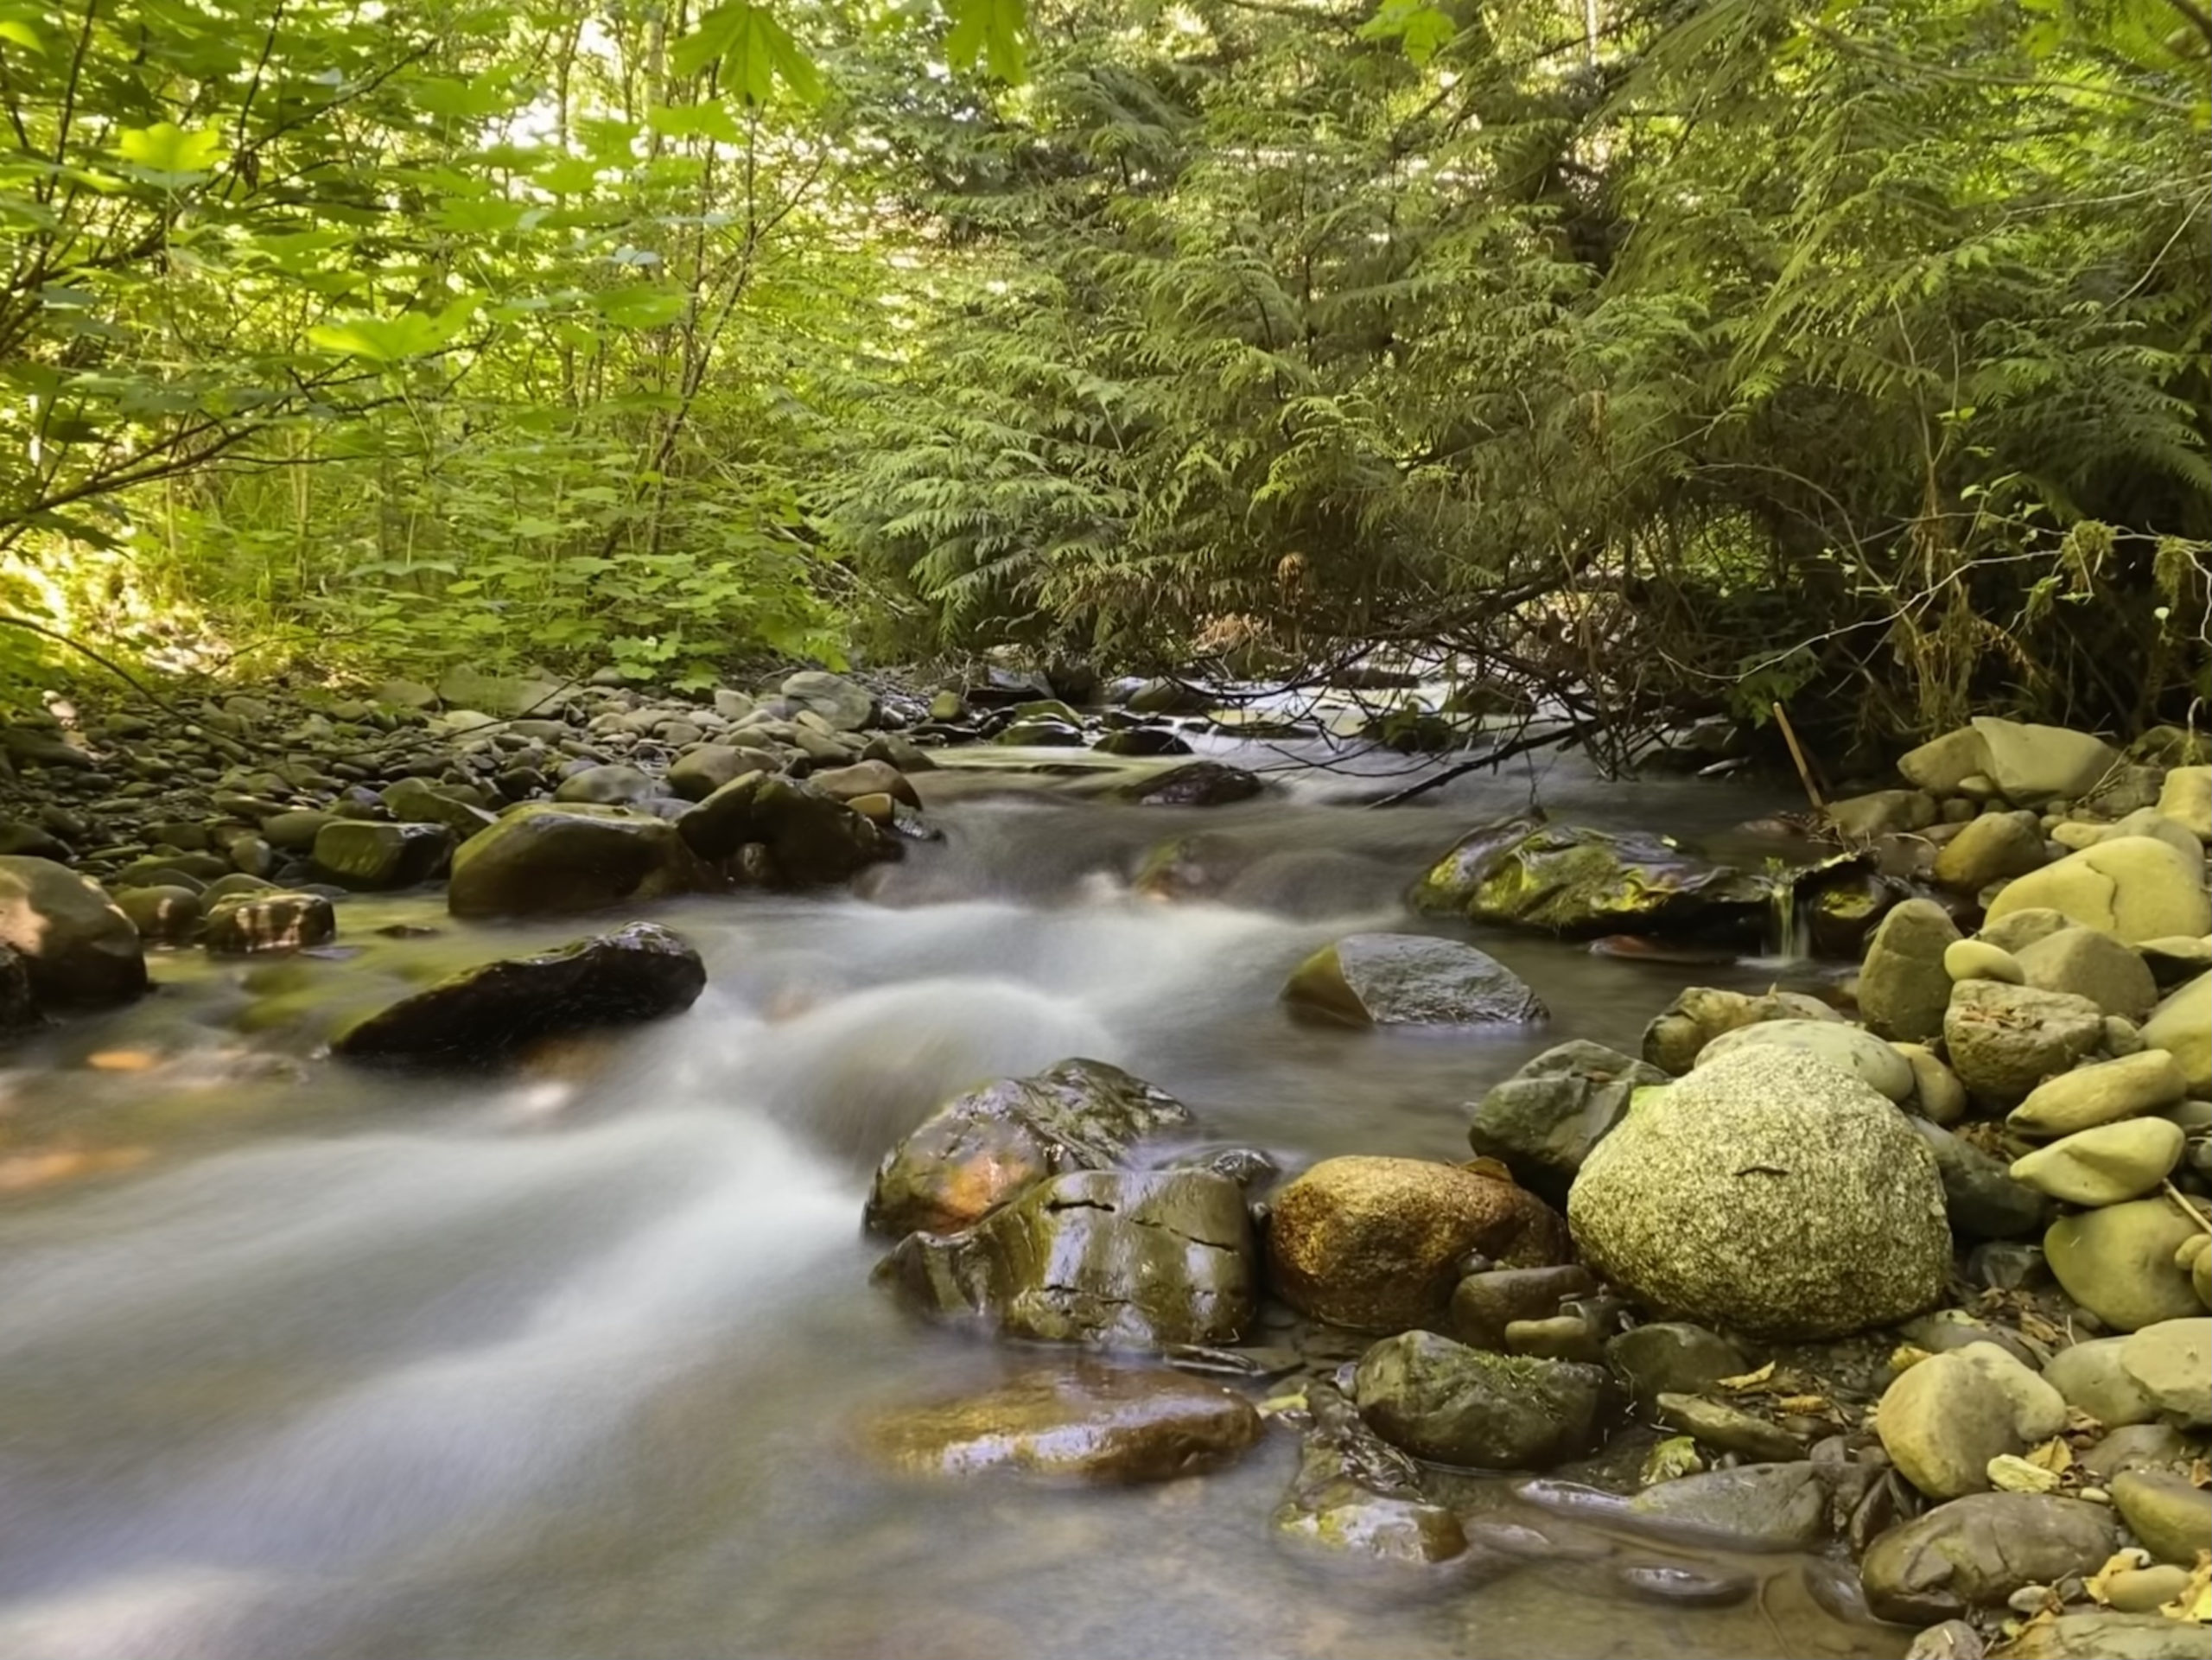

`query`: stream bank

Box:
[0,667,2205,1660]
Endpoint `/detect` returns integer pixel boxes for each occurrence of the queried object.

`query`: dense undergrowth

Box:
[1,0,2206,760]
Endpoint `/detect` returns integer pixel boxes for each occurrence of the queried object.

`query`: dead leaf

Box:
[1776,1393,1834,1416]
[2085,1548,2152,1606]
[1459,1156,1516,1185]
[1717,1361,1777,1390]
[1255,1392,1306,1418]
[1988,1453,2061,1493]
[2160,1553,2210,1622]
[2026,1437,2075,1474]
[1888,1344,1934,1374]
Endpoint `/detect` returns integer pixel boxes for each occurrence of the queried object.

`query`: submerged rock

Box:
[880,1169,1257,1348]
[864,1059,1194,1238]
[331,921,705,1066]
[0,855,147,1008]
[1120,761,1265,807]
[858,1364,1262,1483]
[448,805,698,918]
[1266,1155,1571,1332]
[1282,933,1546,1027]
[1566,1047,1948,1339]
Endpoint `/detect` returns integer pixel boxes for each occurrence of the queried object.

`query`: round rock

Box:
[1267,1155,1571,1332]
[1694,1018,1914,1101]
[1566,1046,1949,1339]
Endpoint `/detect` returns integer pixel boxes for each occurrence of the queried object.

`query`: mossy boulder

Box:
[448,804,699,919]
[1409,816,1770,938]
[1351,1330,1611,1469]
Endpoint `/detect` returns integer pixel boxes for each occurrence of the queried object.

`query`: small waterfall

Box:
[1760,861,1811,965]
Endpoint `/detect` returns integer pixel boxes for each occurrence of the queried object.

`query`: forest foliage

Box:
[0,0,2207,754]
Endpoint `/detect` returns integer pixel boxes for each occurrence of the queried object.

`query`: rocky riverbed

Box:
[0,670,2206,1660]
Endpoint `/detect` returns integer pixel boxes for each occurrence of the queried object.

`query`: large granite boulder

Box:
[1566,1047,1948,1338]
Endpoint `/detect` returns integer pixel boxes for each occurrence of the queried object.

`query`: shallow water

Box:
[0,745,1906,1660]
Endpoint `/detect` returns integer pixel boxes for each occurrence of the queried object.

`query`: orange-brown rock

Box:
[1266,1154,1572,1332]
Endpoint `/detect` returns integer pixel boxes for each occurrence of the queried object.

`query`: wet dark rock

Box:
[0,944,38,1033]
[1909,1120,2050,1239]
[1091,728,1191,757]
[676,773,891,884]
[1267,1155,1572,1332]
[0,818,73,861]
[552,762,660,805]
[1449,1264,1597,1351]
[1655,1393,1805,1462]
[1351,1330,1612,1469]
[880,1169,1257,1348]
[1408,815,1770,938]
[857,1363,1262,1483]
[865,1058,1196,1238]
[1283,933,1546,1027]
[1120,761,1265,807]
[0,855,147,1008]
[1465,1041,1667,1201]
[1605,1323,1752,1412]
[332,921,705,1067]
[202,890,337,954]
[1858,1492,2120,1625]
[312,821,453,890]
[1,726,94,768]
[1612,1562,1756,1608]
[1515,1462,1872,1551]
[448,805,699,918]
[1273,1383,1468,1564]
[115,885,202,944]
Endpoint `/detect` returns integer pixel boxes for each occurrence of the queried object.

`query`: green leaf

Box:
[646,100,747,143]
[591,283,689,328]
[944,0,1026,80]
[672,3,821,103]
[1357,0,1454,64]
[114,122,226,187]
[307,296,481,363]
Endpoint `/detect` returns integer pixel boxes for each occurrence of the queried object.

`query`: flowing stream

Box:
[0,740,1908,1660]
